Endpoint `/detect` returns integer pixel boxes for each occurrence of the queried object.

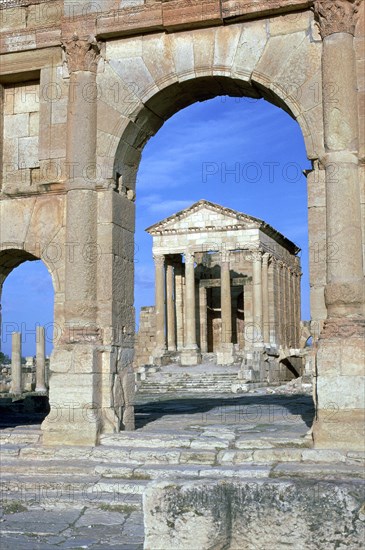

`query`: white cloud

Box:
[138,194,193,215]
[135,264,154,291]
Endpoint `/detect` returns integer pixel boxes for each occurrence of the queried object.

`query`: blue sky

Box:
[1,96,311,356]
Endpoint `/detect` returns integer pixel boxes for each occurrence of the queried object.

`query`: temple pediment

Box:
[146,200,261,235]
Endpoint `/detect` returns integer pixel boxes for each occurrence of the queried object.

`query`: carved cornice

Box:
[313,0,362,38]
[63,34,101,73]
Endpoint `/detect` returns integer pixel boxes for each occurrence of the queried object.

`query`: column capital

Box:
[313,0,361,39]
[63,34,101,73]
[262,252,271,265]
[153,254,165,267]
[250,249,263,263]
[220,250,231,263]
[184,251,195,265]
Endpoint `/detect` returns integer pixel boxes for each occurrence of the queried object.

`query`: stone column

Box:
[287,267,293,346]
[282,263,289,348]
[295,270,302,348]
[316,0,364,316]
[217,252,234,364]
[166,262,176,351]
[175,259,185,350]
[35,326,47,392]
[181,251,201,365]
[252,250,263,346]
[199,285,208,353]
[220,253,232,345]
[286,266,293,347]
[313,0,365,450]
[262,253,270,346]
[11,332,22,395]
[154,254,166,355]
[42,36,104,446]
[273,259,282,349]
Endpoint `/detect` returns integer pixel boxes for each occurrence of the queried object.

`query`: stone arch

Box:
[97,20,323,186]
[0,196,66,341]
[111,75,318,190]
[0,247,58,343]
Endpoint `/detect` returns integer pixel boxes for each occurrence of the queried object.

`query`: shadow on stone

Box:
[135,393,315,430]
[0,395,50,428]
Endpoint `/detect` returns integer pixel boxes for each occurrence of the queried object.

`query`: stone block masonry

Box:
[0,0,363,451]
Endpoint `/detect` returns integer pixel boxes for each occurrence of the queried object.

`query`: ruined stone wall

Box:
[134,306,156,368]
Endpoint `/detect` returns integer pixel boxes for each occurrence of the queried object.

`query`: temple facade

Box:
[137,200,302,378]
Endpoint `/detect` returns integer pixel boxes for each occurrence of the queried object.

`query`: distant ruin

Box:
[135,200,306,383]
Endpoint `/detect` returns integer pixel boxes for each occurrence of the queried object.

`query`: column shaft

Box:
[175,261,184,350]
[166,263,176,351]
[11,332,22,394]
[35,326,47,392]
[184,252,197,349]
[262,254,270,345]
[154,255,166,352]
[64,68,99,338]
[252,252,263,344]
[322,32,363,316]
[221,258,232,344]
[199,285,208,353]
[282,263,288,347]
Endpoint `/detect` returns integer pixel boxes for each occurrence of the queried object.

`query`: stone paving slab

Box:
[0,506,144,549]
[2,386,363,548]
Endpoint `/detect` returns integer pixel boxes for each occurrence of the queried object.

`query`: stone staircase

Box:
[1,424,364,514]
[136,363,246,394]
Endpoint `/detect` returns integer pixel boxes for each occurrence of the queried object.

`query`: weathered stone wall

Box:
[134,306,156,368]
[144,478,365,550]
[356,1,365,272]
[2,81,40,192]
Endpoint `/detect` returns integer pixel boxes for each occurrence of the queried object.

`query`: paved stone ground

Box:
[0,383,319,549]
[0,507,144,549]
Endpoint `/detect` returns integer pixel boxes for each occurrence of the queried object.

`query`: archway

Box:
[33,10,363,449]
[0,249,55,426]
[133,93,310,369]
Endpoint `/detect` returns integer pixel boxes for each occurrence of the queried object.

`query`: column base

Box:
[312,318,365,451]
[180,348,201,366]
[312,409,365,451]
[216,343,235,365]
[41,408,102,446]
[150,349,171,367]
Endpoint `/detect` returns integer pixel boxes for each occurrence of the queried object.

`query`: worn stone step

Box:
[0,489,142,512]
[100,432,193,449]
[271,462,365,480]
[0,430,42,444]
[93,478,150,495]
[0,475,143,510]
[0,443,22,457]
[0,459,98,476]
[133,463,272,480]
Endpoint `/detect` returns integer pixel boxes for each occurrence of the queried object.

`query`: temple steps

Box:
[136,369,243,394]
